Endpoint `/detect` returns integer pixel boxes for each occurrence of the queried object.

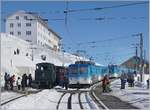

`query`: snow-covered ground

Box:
[1,91,22,103]
[110,79,150,109]
[1,89,99,110]
[1,89,62,110]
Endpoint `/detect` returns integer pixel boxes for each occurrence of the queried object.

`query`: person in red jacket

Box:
[102,75,110,92]
[10,75,15,90]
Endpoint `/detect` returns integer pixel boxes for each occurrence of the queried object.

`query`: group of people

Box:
[4,73,15,90]
[4,72,32,91]
[120,71,136,89]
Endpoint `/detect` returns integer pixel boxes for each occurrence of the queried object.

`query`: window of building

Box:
[26,23,31,27]
[10,23,14,28]
[17,31,21,35]
[10,31,14,35]
[26,31,31,35]
[17,23,21,27]
[24,16,28,20]
[16,16,19,20]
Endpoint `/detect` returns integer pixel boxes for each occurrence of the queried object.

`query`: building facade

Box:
[5,10,61,51]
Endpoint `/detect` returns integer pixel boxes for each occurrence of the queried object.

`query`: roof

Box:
[7,10,61,39]
[120,56,149,70]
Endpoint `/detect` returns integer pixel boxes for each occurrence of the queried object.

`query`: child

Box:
[17,77,21,90]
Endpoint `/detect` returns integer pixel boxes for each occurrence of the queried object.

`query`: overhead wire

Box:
[64,1,148,13]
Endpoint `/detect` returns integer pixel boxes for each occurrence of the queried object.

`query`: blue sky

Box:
[1,1,149,65]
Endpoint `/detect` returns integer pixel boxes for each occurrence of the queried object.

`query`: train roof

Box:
[36,62,55,66]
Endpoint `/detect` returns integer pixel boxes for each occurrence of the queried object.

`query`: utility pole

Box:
[133,33,144,82]
[139,33,143,82]
[132,43,139,72]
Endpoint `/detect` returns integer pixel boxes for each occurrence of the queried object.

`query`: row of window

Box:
[16,16,28,20]
[10,23,31,28]
[10,31,31,36]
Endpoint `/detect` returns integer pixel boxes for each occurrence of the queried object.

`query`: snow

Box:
[58,93,70,110]
[72,93,80,109]
[81,93,91,109]
[1,89,63,110]
[109,78,150,109]
[1,91,22,103]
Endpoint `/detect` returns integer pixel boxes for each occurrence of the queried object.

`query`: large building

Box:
[5,10,61,51]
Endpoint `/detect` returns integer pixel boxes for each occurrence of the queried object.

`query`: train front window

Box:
[80,67,87,74]
[69,67,78,74]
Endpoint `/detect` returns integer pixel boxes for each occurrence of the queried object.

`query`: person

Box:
[59,74,64,88]
[4,72,9,90]
[17,77,21,90]
[64,75,69,90]
[102,75,110,92]
[120,72,127,89]
[127,72,134,87]
[147,78,149,89]
[10,75,15,90]
[21,74,26,91]
[24,74,28,87]
[28,74,32,87]
[130,73,135,87]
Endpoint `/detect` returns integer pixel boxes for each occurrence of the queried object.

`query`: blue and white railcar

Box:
[68,63,108,87]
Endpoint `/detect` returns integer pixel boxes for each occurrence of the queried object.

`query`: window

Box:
[80,67,87,74]
[17,31,21,35]
[26,23,31,27]
[26,31,31,35]
[16,16,19,20]
[24,16,27,20]
[10,23,13,28]
[17,23,21,27]
[10,31,14,35]
[69,66,78,74]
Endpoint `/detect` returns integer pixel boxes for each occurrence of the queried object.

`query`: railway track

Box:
[90,83,109,110]
[78,92,84,109]
[1,94,27,106]
[56,86,101,110]
[1,89,42,106]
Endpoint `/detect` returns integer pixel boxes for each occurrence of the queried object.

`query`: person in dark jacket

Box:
[120,72,127,89]
[21,74,26,91]
[24,74,28,87]
[28,74,32,87]
[4,72,9,90]
[64,76,69,90]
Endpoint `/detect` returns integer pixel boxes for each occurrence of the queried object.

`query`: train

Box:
[68,61,108,87]
[33,62,56,89]
[68,61,137,88]
[32,61,136,89]
[32,62,67,89]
